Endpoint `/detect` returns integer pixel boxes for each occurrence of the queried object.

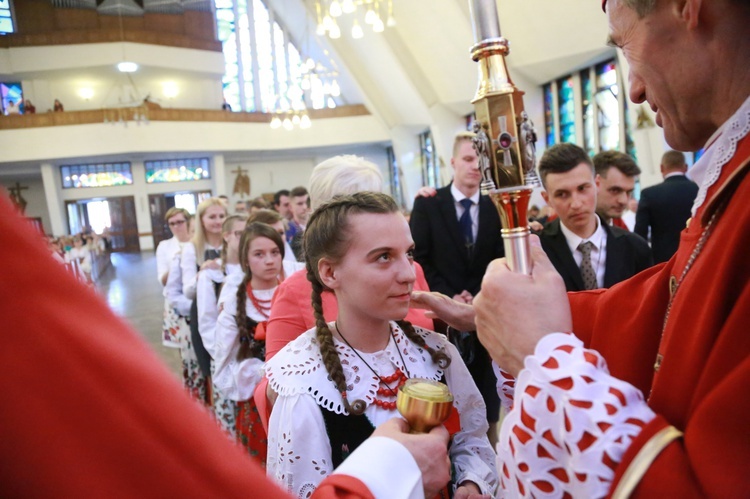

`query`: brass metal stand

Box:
[469,0,541,275]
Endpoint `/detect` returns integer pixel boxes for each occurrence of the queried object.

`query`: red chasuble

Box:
[0,195,373,498]
[568,136,750,497]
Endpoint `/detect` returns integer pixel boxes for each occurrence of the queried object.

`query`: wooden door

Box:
[149,190,212,250]
[108,196,140,252]
[149,193,174,250]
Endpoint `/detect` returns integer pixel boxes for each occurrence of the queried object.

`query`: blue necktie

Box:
[459,198,474,247]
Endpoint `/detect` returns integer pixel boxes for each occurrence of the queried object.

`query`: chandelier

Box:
[269,56,341,130]
[315,0,396,39]
[270,109,312,130]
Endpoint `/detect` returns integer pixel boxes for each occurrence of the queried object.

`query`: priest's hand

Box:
[473,236,571,377]
[371,418,451,498]
[454,481,490,498]
[410,291,476,332]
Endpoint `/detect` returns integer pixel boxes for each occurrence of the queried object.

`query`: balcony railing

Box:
[0,104,370,130]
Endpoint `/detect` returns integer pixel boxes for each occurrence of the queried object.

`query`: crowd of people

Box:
[47,228,111,283]
[3,0,749,496]
[150,127,701,498]
[3,98,60,115]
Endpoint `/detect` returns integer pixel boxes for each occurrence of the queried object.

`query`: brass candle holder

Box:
[397,378,454,434]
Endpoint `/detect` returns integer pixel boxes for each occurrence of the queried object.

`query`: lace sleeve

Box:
[267,392,334,498]
[497,333,656,498]
[212,292,264,402]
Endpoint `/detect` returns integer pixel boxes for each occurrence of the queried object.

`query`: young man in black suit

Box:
[635,150,699,263]
[537,143,653,292]
[410,131,503,443]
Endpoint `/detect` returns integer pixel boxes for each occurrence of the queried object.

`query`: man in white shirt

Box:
[537,143,652,292]
[410,131,504,444]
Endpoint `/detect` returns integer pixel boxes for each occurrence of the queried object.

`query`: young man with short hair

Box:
[537,143,652,292]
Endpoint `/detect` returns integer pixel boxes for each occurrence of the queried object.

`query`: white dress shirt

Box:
[559,216,608,288]
[450,183,480,242]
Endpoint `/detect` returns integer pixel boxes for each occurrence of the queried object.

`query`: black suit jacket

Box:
[634,174,699,263]
[410,184,503,297]
[539,217,653,292]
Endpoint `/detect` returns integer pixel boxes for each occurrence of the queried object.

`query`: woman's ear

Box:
[318,258,339,290]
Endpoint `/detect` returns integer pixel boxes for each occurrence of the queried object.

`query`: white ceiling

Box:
[273,0,616,129]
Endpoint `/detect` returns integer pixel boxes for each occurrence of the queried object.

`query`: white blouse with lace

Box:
[265,322,498,499]
[494,334,655,498]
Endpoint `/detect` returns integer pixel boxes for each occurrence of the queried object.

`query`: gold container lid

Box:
[399,378,453,403]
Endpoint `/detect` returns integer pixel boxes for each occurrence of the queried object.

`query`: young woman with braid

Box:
[265,192,498,498]
[213,223,304,464]
[196,214,247,434]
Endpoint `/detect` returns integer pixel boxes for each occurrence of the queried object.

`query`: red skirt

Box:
[235,398,267,467]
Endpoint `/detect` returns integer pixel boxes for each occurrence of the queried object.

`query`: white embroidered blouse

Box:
[265,322,498,499]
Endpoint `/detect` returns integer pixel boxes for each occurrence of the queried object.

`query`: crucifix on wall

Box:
[232,166,251,198]
[8,182,29,215]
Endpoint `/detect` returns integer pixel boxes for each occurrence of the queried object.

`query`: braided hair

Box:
[304,192,450,415]
[235,222,285,361]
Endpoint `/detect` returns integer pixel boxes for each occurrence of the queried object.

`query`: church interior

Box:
[1,0,685,374]
[1,0,677,252]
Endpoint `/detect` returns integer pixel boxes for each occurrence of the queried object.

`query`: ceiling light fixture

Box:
[315,0,396,39]
[117,61,138,73]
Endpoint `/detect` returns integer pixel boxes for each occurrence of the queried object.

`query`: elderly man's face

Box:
[607,0,713,150]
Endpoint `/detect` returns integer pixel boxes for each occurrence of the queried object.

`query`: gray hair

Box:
[309,155,383,210]
[619,0,656,17]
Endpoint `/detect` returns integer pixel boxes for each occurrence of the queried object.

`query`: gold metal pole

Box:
[468,0,541,275]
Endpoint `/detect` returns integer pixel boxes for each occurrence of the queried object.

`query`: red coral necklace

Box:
[335,322,411,411]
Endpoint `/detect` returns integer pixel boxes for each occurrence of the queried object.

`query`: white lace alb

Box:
[496,333,655,498]
[690,95,750,215]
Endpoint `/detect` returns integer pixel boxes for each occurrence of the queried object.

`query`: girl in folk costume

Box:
[180,197,227,404]
[196,214,247,434]
[213,223,303,464]
[265,192,498,498]
[157,208,192,349]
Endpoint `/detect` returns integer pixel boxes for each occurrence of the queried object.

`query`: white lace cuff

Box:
[497,333,656,498]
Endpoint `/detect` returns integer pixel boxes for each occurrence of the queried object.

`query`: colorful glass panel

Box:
[581,69,596,156]
[544,84,555,147]
[0,0,14,34]
[144,158,211,184]
[60,163,134,189]
[595,60,621,151]
[557,75,576,144]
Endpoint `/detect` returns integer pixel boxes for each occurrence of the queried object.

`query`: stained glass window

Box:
[420,130,439,188]
[581,69,596,156]
[145,158,211,184]
[624,96,637,161]
[214,0,342,114]
[237,0,254,111]
[596,61,621,151]
[0,0,15,34]
[61,163,133,189]
[1,81,22,114]
[215,1,241,111]
[544,84,555,147]
[387,146,403,208]
[254,0,275,112]
[558,75,576,144]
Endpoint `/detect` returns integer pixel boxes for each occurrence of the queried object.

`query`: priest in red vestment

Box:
[469,0,750,497]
